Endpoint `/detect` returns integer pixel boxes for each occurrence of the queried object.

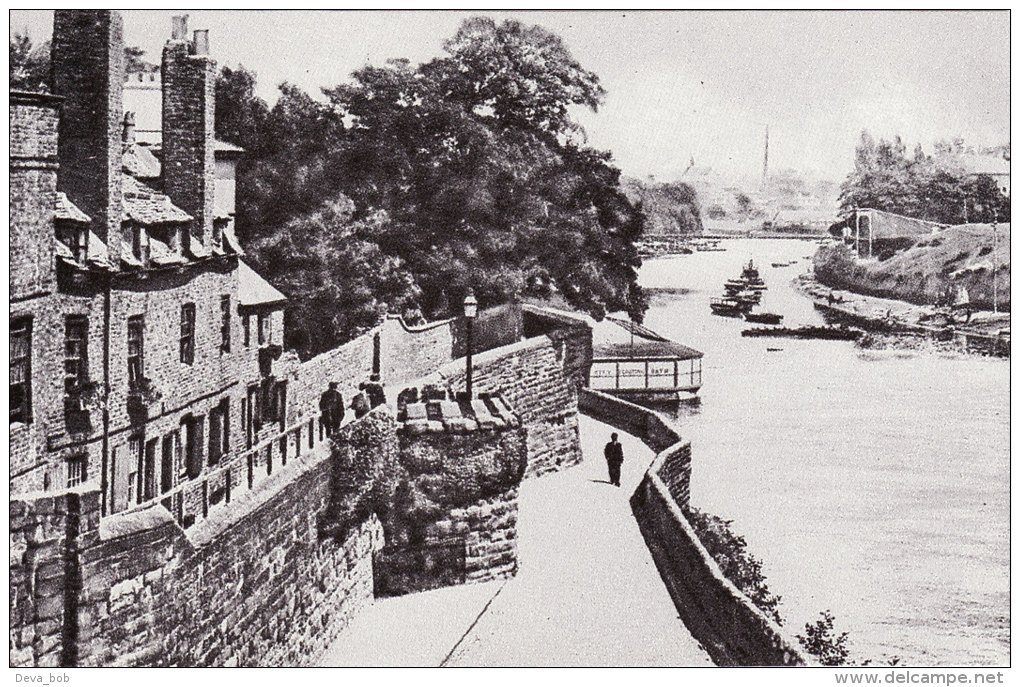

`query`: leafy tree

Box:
[246,196,419,356]
[124,46,156,74]
[840,130,1010,224]
[11,31,152,90]
[215,17,649,349]
[622,177,704,236]
[10,32,49,92]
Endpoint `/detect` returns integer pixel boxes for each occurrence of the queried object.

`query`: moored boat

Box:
[744,312,783,325]
[741,325,862,340]
[710,297,751,317]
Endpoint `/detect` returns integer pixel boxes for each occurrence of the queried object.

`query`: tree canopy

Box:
[840,130,1009,225]
[221,17,648,356]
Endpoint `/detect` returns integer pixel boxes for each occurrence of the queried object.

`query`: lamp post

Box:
[463,289,478,398]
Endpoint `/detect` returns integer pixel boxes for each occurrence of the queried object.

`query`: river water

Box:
[638,239,1009,667]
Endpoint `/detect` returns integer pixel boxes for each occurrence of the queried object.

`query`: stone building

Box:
[10,10,287,522]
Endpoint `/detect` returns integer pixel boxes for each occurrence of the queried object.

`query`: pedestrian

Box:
[362,374,386,408]
[319,382,344,437]
[351,390,371,419]
[604,433,624,487]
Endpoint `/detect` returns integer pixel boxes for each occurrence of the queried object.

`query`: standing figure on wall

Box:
[320,382,344,436]
[604,433,625,487]
[351,389,371,419]
[362,374,387,408]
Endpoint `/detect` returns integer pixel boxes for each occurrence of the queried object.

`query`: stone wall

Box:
[9,491,83,667]
[438,337,582,478]
[52,9,124,264]
[522,305,594,391]
[379,315,456,386]
[10,92,61,302]
[579,389,808,667]
[331,395,527,597]
[10,410,388,667]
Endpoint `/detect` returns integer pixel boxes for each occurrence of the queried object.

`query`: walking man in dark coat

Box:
[604,433,624,487]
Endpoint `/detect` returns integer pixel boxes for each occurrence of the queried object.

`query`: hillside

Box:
[814,224,1011,310]
[622,177,703,236]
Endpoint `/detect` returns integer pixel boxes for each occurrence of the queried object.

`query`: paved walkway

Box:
[319,415,711,667]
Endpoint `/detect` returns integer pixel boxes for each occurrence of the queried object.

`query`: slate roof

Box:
[238,259,286,307]
[55,192,91,224]
[592,339,704,361]
[593,316,703,361]
[214,139,244,155]
[122,142,162,179]
[122,176,191,226]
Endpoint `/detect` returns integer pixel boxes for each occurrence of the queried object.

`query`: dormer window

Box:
[121,222,149,266]
[58,221,89,263]
[211,218,225,252]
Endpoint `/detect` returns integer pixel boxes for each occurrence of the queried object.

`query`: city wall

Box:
[11,305,588,667]
[579,389,808,667]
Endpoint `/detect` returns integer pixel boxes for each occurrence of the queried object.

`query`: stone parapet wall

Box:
[9,303,593,666]
[438,337,582,478]
[10,413,387,667]
[579,388,808,667]
[331,399,527,597]
[9,491,82,667]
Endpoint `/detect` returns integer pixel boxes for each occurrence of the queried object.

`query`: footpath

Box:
[319,414,711,667]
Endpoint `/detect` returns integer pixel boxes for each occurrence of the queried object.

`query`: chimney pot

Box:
[123,112,136,144]
[171,15,189,41]
[193,30,210,56]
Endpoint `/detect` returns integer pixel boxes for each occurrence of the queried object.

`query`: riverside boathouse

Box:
[589,317,703,403]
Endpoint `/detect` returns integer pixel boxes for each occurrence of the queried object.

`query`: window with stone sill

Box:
[64,315,89,398]
[127,315,145,388]
[66,454,88,488]
[123,222,149,265]
[220,295,231,354]
[10,317,32,424]
[180,303,196,365]
[212,219,225,251]
[258,312,271,346]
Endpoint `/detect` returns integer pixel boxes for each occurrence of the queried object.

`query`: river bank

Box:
[813,224,1011,311]
[796,272,1010,357]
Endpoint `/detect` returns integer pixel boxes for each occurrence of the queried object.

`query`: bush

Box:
[686,507,783,625]
[798,610,850,666]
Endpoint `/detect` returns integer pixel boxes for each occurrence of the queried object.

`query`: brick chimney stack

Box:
[51,10,125,268]
[162,15,216,252]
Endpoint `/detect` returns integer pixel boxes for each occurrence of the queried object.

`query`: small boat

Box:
[741,325,863,341]
[710,297,751,317]
[744,312,784,325]
[732,290,762,306]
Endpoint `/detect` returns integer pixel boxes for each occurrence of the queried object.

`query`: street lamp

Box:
[463,289,478,398]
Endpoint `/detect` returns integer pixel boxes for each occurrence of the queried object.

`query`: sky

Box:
[10,10,1010,183]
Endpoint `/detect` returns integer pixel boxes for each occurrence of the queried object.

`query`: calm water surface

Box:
[639,239,1009,666]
